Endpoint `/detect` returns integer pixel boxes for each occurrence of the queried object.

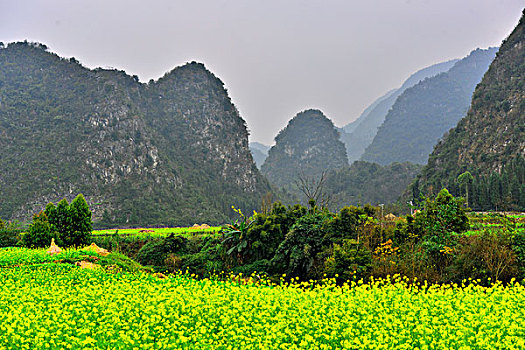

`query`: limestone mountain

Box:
[0,41,271,226]
[361,47,498,165]
[261,109,348,189]
[411,10,525,210]
[341,59,459,163]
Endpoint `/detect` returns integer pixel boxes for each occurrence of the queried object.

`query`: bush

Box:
[271,210,331,279]
[512,229,525,279]
[414,188,469,238]
[449,229,518,284]
[0,219,22,247]
[136,235,187,269]
[323,240,372,283]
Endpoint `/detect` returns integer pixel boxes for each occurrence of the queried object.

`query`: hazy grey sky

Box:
[1,1,523,144]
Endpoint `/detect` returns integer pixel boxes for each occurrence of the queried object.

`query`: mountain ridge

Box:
[341,58,459,163]
[0,41,271,225]
[410,10,525,210]
[361,47,498,165]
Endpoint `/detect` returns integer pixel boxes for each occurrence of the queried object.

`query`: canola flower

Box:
[0,250,525,349]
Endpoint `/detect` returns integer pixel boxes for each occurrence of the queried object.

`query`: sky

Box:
[0,1,523,145]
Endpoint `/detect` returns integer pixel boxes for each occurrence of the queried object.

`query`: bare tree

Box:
[294,171,333,209]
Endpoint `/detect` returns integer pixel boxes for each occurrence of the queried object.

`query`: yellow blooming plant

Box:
[1,249,525,349]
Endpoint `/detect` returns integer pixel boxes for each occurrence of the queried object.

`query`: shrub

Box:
[271,210,331,279]
[0,220,22,247]
[449,229,518,284]
[323,239,372,283]
[512,229,525,279]
[136,235,187,269]
[414,188,469,238]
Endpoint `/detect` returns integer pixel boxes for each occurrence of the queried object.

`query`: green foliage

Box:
[326,204,377,243]
[271,210,332,279]
[136,234,187,269]
[24,195,92,248]
[70,194,92,237]
[323,239,372,283]
[512,229,525,278]
[22,211,55,248]
[0,220,22,247]
[414,189,469,238]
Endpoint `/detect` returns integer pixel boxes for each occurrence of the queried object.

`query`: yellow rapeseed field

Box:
[0,249,524,349]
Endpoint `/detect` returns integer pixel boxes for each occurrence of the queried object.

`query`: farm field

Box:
[1,248,525,349]
[92,225,221,238]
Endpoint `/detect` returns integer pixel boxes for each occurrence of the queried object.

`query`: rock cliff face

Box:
[410,10,525,210]
[261,109,348,189]
[0,42,271,226]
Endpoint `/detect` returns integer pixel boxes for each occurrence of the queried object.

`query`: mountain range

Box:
[361,47,498,165]
[340,59,459,163]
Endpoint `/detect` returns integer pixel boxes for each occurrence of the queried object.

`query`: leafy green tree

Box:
[38,195,92,247]
[68,194,93,247]
[271,210,331,279]
[414,189,469,238]
[22,211,55,248]
[412,189,469,275]
[54,198,72,242]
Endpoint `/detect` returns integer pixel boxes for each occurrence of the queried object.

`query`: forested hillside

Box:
[411,10,525,210]
[361,47,497,165]
[341,59,458,163]
[324,161,422,208]
[0,42,271,226]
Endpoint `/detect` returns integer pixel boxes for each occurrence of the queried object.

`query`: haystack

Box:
[46,238,62,255]
[84,243,109,256]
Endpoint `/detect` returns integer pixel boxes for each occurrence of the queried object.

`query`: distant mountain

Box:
[341,59,459,163]
[261,109,348,189]
[410,10,525,210]
[361,47,498,165]
[249,142,270,169]
[0,42,271,226]
[324,161,423,208]
[342,89,397,135]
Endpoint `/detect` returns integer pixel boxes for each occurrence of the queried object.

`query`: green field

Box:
[1,248,525,349]
[92,225,222,238]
